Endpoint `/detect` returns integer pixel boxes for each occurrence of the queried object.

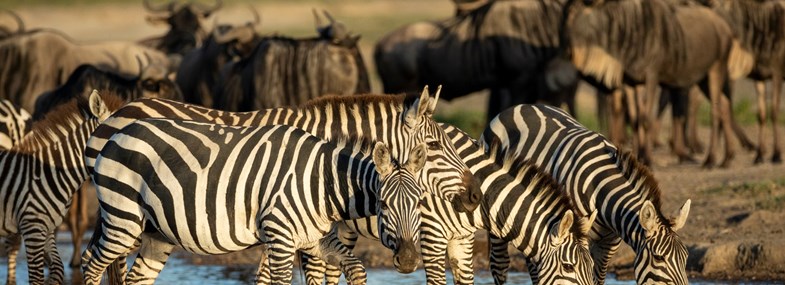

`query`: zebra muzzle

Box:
[453,170,482,213]
[392,241,420,274]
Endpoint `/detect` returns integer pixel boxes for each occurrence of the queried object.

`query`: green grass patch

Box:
[435,111,486,139]
[703,178,785,210]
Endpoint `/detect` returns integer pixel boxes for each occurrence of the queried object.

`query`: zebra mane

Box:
[300,93,416,112]
[486,137,589,241]
[13,90,124,153]
[614,149,674,226]
[332,135,376,157]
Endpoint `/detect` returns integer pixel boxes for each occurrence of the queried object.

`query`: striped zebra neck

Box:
[323,143,383,222]
[445,124,585,258]
[613,150,671,247]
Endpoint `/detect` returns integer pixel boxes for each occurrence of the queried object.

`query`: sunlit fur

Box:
[0,99,30,149]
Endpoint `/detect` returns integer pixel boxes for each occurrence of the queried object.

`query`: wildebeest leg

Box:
[489,235,510,285]
[652,87,671,149]
[687,88,704,154]
[68,182,90,267]
[636,79,655,166]
[771,72,783,163]
[727,81,756,151]
[487,88,512,124]
[755,80,768,164]
[446,235,474,284]
[597,91,610,135]
[4,234,21,285]
[669,88,694,163]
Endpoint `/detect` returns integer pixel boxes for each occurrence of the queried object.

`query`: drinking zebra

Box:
[0,99,30,149]
[301,123,599,285]
[481,104,691,284]
[84,86,481,213]
[81,119,429,284]
[0,91,121,285]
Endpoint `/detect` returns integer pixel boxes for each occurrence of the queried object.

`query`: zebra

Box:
[84,86,482,213]
[0,99,30,149]
[81,118,430,284]
[481,104,691,285]
[0,90,121,285]
[301,123,599,285]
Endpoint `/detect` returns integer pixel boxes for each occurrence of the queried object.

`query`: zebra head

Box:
[535,210,597,285]
[373,142,427,274]
[403,86,482,213]
[635,199,691,285]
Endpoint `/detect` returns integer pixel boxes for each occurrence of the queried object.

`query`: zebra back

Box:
[481,104,691,285]
[85,87,482,212]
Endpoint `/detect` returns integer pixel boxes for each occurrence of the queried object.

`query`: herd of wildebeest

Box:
[0,0,783,283]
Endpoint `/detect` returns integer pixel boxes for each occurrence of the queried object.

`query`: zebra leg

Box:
[446,235,474,285]
[589,234,622,285]
[421,231,449,285]
[488,234,510,285]
[325,223,360,285]
[20,226,51,285]
[81,216,144,285]
[43,232,65,284]
[254,244,271,284]
[69,182,90,268]
[126,233,176,285]
[299,253,326,285]
[303,235,367,285]
[4,234,21,285]
[262,243,297,285]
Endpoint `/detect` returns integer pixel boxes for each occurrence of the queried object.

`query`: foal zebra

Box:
[81,119,429,284]
[0,99,30,149]
[304,123,599,285]
[482,104,691,285]
[85,86,481,212]
[0,91,120,285]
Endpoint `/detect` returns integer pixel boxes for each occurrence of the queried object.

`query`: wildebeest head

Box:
[312,9,360,47]
[143,0,223,55]
[213,6,262,58]
[136,59,181,100]
[0,9,24,38]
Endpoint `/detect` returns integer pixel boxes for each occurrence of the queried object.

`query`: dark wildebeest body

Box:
[564,0,737,167]
[407,0,578,122]
[214,36,370,111]
[700,0,785,164]
[0,29,170,111]
[138,0,222,57]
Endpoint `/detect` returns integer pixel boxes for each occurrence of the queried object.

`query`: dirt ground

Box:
[2,0,785,282]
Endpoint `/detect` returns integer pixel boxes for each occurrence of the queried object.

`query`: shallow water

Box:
[0,232,778,284]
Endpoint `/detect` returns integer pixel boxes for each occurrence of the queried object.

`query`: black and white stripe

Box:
[0,91,116,285]
[481,104,691,285]
[80,119,428,284]
[303,123,599,285]
[0,99,30,149]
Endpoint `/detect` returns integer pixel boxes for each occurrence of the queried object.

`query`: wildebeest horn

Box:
[312,8,324,29]
[193,0,223,15]
[135,55,145,78]
[0,9,24,34]
[322,9,336,24]
[143,0,174,13]
[249,5,261,26]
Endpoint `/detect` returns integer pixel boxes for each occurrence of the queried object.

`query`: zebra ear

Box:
[550,209,574,246]
[670,199,691,232]
[405,86,431,127]
[406,143,428,174]
[639,200,659,237]
[88,90,109,120]
[427,85,442,115]
[372,142,393,178]
[580,209,597,236]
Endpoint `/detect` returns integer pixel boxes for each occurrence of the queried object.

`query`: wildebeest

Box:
[176,7,262,107]
[138,0,222,57]
[0,29,172,111]
[698,0,785,164]
[563,0,738,167]
[213,10,370,111]
[378,0,579,123]
[0,9,24,38]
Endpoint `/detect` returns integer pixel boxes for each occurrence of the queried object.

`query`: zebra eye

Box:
[652,253,666,263]
[563,263,575,273]
[427,141,440,150]
[142,79,160,92]
[379,201,389,211]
